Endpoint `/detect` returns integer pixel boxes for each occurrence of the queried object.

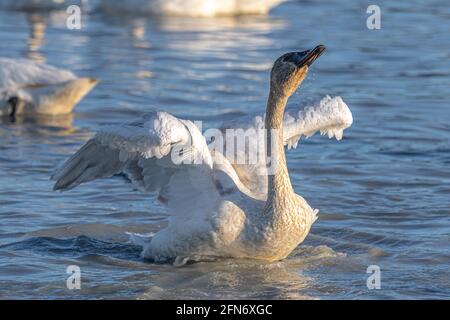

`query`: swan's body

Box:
[52,46,353,264]
[0,58,98,117]
[99,0,286,17]
[0,0,283,16]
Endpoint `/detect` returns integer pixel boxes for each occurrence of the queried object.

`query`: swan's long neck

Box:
[265,88,295,210]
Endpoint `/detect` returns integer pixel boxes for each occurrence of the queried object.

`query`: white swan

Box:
[0,0,283,16]
[0,58,98,118]
[99,0,286,17]
[52,45,353,265]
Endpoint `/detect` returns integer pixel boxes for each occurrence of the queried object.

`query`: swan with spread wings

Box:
[52,45,353,265]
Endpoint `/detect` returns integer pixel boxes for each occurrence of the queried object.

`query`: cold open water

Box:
[0,0,449,299]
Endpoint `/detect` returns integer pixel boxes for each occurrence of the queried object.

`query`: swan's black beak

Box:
[8,96,18,120]
[295,45,326,67]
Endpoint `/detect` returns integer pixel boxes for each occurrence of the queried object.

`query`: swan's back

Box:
[0,58,75,89]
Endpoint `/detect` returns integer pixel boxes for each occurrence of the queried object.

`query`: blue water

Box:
[0,0,449,299]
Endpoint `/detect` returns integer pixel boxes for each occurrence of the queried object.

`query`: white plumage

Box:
[98,0,286,17]
[52,47,353,265]
[0,0,285,17]
[52,97,352,264]
[218,95,353,197]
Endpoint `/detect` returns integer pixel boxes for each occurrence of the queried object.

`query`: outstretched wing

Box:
[219,96,353,194]
[51,111,218,207]
[52,111,246,260]
[282,96,353,149]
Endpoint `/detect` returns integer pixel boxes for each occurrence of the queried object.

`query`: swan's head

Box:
[270,45,326,97]
[0,78,98,118]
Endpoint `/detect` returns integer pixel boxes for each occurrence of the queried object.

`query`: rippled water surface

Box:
[0,1,449,299]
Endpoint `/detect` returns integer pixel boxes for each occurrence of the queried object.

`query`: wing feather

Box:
[283,96,353,149]
[218,96,353,193]
[52,112,213,198]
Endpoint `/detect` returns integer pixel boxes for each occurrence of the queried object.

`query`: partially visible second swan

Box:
[99,0,286,17]
[0,58,98,118]
[0,0,284,17]
[52,45,353,265]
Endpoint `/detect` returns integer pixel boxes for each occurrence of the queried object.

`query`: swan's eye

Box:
[281,51,309,65]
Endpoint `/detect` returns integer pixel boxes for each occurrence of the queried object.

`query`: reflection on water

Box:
[0,114,75,136]
[25,14,46,63]
[0,0,449,299]
[23,10,84,63]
